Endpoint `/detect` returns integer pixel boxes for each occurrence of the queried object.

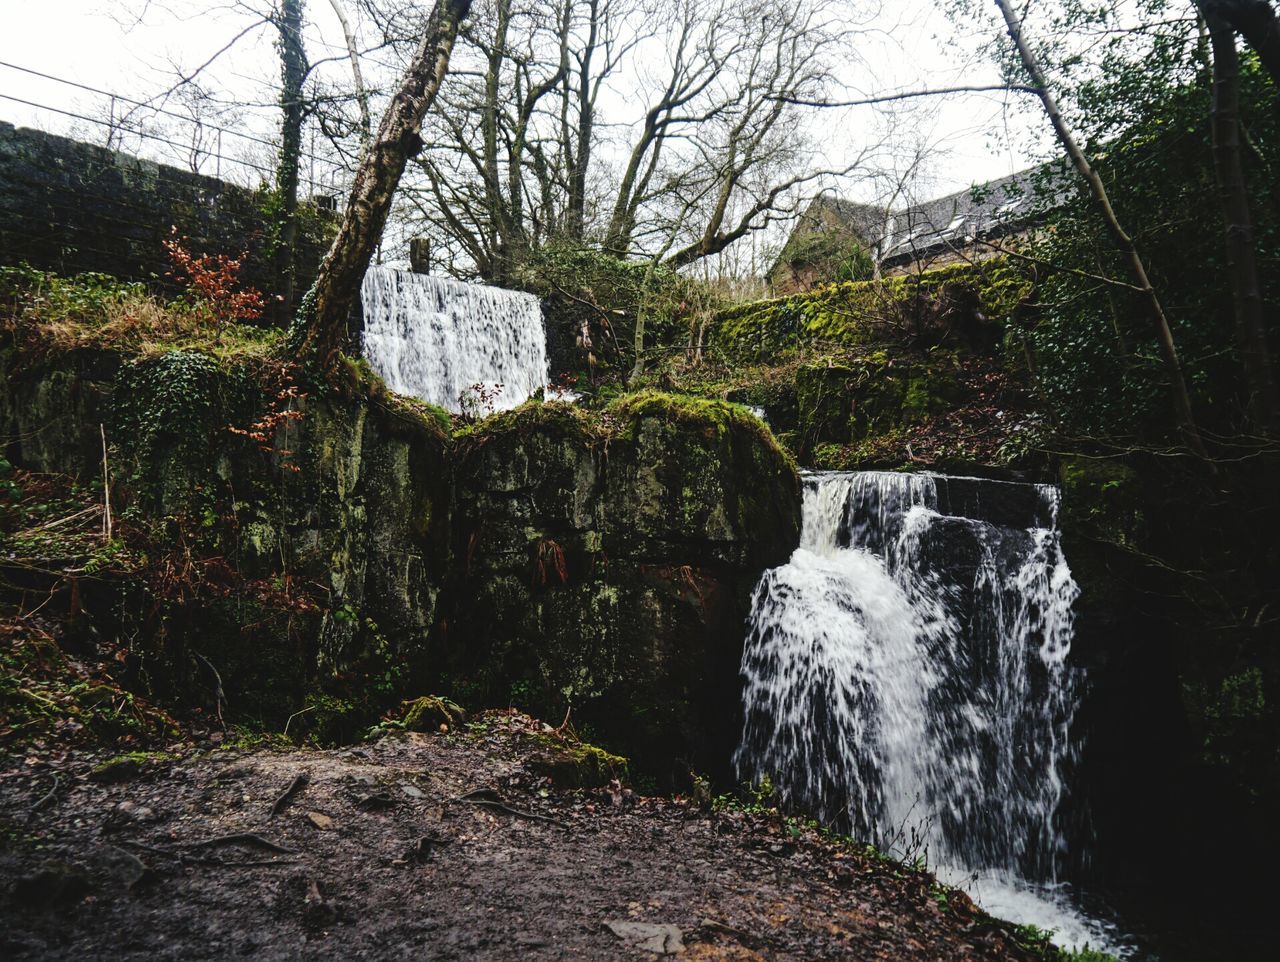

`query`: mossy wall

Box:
[1,355,802,778]
[0,346,453,730]
[0,122,336,324]
[712,260,1031,361]
[446,393,799,783]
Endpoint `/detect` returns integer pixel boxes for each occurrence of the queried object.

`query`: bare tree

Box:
[291,0,471,374]
[403,0,849,280]
[329,0,374,145]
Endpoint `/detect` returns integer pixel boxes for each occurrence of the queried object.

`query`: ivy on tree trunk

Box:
[273,0,308,320]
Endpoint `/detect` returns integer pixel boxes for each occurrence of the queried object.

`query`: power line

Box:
[0,59,347,174]
[0,93,348,200]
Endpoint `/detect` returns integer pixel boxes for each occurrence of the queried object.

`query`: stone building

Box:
[770,169,1047,293]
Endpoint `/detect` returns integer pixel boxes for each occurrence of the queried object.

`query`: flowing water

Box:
[360,267,549,412]
[736,471,1131,955]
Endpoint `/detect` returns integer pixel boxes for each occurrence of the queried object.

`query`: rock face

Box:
[448,395,800,782]
[0,352,800,778]
[0,347,452,730]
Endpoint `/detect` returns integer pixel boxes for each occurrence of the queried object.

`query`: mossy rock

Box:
[795,363,857,453]
[523,733,629,788]
[89,752,173,783]
[296,692,378,746]
[401,695,466,732]
[711,259,1033,361]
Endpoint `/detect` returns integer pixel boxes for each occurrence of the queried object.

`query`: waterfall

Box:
[736,470,1127,954]
[360,267,549,413]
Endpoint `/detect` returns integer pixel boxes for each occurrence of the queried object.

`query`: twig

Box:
[32,505,100,532]
[699,917,772,950]
[100,423,112,541]
[27,773,61,821]
[452,788,567,827]
[120,839,297,868]
[270,771,310,817]
[283,705,314,737]
[192,651,227,730]
[180,832,296,854]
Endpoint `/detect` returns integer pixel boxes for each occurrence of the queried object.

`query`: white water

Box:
[736,471,1129,955]
[360,267,549,412]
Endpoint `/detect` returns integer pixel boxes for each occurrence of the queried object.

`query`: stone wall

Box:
[0,351,801,779]
[0,123,335,320]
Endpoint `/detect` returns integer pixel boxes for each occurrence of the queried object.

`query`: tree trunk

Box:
[993,0,1211,461]
[1203,8,1280,435]
[290,0,470,375]
[274,0,308,319]
[328,0,372,147]
[1202,0,1280,89]
[566,0,599,241]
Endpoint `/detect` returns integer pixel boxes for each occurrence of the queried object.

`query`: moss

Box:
[901,364,962,422]
[89,751,173,781]
[606,390,796,472]
[402,695,466,732]
[455,399,603,447]
[0,265,283,365]
[1058,456,1144,548]
[295,692,373,746]
[712,259,1033,361]
[524,732,630,788]
[386,393,453,438]
[795,363,856,453]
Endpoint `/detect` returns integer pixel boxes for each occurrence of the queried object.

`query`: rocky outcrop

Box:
[0,347,452,729]
[447,394,799,783]
[1,354,801,777]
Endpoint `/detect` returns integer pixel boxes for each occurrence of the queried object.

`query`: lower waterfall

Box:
[360,266,549,412]
[736,471,1128,954]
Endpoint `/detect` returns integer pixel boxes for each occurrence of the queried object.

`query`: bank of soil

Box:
[0,712,1052,961]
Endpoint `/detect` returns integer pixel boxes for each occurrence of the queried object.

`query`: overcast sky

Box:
[0,0,1048,207]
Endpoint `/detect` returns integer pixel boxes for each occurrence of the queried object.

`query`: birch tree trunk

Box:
[290,0,470,375]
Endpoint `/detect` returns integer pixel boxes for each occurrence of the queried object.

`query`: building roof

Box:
[876,169,1041,265]
[791,166,1062,271]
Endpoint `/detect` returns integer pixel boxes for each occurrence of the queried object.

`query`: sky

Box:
[0,0,1049,230]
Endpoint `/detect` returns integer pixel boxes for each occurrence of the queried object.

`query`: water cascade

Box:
[736,471,1126,953]
[360,266,549,412]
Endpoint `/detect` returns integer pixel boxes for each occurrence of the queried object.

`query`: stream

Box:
[735,471,1136,957]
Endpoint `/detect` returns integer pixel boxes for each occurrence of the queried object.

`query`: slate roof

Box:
[876,169,1041,265]
[792,167,1063,270]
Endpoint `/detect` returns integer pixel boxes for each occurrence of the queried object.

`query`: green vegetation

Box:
[605,389,795,468]
[773,226,876,286]
[0,264,281,364]
[401,695,467,731]
[712,260,1031,361]
[0,615,179,749]
[524,731,629,788]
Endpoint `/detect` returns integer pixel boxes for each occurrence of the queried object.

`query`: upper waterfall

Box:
[360,267,549,413]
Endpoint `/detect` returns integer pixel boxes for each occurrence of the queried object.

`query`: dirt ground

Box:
[0,710,1053,961]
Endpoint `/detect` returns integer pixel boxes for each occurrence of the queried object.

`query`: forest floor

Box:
[0,707,1059,962]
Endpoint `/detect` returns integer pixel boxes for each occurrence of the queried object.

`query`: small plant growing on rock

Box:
[458,381,503,421]
[226,361,306,472]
